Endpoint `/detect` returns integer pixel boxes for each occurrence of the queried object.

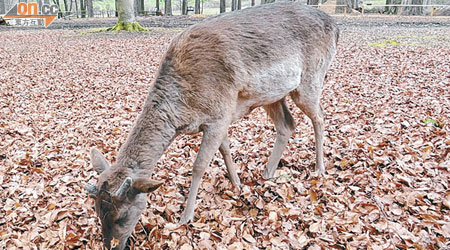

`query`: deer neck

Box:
[116,78,180,178]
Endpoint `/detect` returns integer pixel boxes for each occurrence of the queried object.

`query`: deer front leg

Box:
[179,122,230,224]
[219,136,241,188]
[263,99,296,179]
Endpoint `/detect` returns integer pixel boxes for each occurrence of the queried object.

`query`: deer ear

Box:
[90,148,110,174]
[132,178,164,193]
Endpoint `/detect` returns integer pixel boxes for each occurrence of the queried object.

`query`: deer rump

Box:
[166,3,338,126]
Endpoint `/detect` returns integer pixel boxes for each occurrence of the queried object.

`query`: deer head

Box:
[85,148,163,250]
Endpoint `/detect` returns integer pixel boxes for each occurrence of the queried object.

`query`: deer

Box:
[85,2,339,249]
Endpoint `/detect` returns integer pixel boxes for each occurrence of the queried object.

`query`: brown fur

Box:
[87,2,339,249]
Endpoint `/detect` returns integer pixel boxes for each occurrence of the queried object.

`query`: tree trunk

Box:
[351,0,359,9]
[181,0,187,14]
[237,0,241,10]
[73,0,77,17]
[82,0,87,18]
[231,0,236,11]
[261,0,274,4]
[133,0,138,16]
[52,0,63,18]
[117,0,136,23]
[38,0,43,12]
[335,0,352,13]
[139,0,144,15]
[63,0,70,16]
[402,0,424,15]
[87,0,94,17]
[219,0,225,13]
[251,0,255,6]
[384,0,402,14]
[194,0,200,14]
[156,0,159,13]
[115,0,118,17]
[0,0,6,14]
[307,0,319,6]
[108,0,147,31]
[164,0,172,15]
[80,0,86,18]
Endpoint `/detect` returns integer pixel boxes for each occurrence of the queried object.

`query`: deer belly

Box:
[240,57,302,106]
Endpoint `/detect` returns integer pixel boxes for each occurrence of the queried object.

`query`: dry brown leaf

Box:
[180,243,193,250]
[309,189,318,205]
[243,232,257,244]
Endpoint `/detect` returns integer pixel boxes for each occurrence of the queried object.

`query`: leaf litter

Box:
[0,18,449,249]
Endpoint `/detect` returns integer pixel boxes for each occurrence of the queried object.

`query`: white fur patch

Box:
[241,56,302,106]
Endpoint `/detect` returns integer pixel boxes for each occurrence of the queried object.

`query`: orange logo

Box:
[4,2,58,27]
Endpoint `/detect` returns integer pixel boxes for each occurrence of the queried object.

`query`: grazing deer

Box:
[85,2,339,249]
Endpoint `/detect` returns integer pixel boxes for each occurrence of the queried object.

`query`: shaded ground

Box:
[0,16,449,249]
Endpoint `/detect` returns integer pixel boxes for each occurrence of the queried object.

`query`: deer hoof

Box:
[312,168,325,177]
[232,179,241,189]
[179,212,194,225]
[315,166,325,175]
[263,168,275,179]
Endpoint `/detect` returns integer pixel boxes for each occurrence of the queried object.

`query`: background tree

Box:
[63,0,70,16]
[115,0,118,16]
[133,0,140,16]
[74,0,78,17]
[195,0,200,14]
[80,0,86,18]
[251,0,255,6]
[182,0,187,14]
[137,0,144,15]
[108,0,146,31]
[0,0,5,14]
[402,0,424,15]
[87,0,93,17]
[385,0,401,14]
[336,0,352,13]
[38,0,43,11]
[165,0,172,15]
[51,0,63,18]
[2,0,19,13]
[261,0,275,4]
[219,0,225,13]
[307,0,319,6]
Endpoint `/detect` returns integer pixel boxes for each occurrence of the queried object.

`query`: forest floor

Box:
[0,16,449,250]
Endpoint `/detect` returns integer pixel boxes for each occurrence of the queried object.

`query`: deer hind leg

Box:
[290,71,327,174]
[219,136,241,188]
[179,120,230,224]
[263,98,296,179]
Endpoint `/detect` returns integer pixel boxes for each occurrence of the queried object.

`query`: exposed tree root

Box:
[107,22,147,32]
